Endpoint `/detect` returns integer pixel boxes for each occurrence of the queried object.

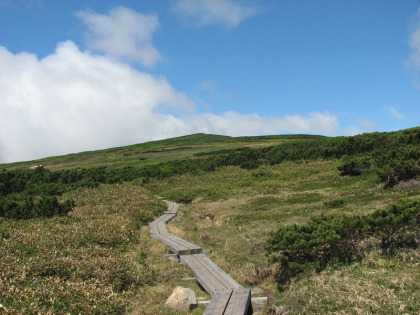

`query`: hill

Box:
[0,133,323,170]
[0,128,419,314]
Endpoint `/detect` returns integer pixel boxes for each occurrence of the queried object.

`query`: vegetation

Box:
[0,128,419,314]
[0,183,168,313]
[267,200,419,287]
[0,133,319,170]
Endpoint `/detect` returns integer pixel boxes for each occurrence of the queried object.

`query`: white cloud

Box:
[0,42,340,163]
[172,0,263,28]
[387,106,405,119]
[76,6,161,67]
[185,111,339,136]
[357,118,377,131]
[0,41,192,162]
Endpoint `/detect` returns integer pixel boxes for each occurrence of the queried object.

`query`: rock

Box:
[165,286,197,312]
[168,256,179,263]
[164,254,180,263]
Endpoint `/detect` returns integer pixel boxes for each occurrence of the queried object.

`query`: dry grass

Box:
[1,157,418,313]
[146,161,420,314]
[0,182,169,314]
[270,251,420,314]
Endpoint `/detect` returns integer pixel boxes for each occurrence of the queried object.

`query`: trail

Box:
[149,200,252,315]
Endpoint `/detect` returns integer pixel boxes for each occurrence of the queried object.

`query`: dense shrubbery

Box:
[159,127,420,185]
[151,128,420,184]
[1,128,418,219]
[0,196,74,220]
[266,200,420,288]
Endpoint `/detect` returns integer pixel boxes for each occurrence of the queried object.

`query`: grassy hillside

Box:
[0,133,323,170]
[0,129,419,314]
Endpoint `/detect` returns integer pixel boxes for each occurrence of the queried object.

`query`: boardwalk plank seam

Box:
[149,200,251,314]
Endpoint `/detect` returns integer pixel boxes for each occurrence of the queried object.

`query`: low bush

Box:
[267,200,420,288]
[2,128,419,220]
[324,199,345,208]
[0,196,74,220]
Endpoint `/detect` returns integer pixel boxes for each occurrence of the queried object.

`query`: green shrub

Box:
[267,200,420,288]
[338,156,368,176]
[379,159,420,187]
[324,199,345,208]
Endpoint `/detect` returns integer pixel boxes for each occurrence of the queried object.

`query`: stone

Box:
[165,286,197,312]
[164,254,179,263]
[168,256,179,263]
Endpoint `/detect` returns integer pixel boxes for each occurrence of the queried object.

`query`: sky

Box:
[0,0,420,163]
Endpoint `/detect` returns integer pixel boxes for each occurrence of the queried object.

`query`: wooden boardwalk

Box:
[149,201,252,315]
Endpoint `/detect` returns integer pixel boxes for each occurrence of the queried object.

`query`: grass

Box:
[0,133,320,170]
[144,160,419,313]
[0,131,419,314]
[271,252,419,314]
[0,182,169,313]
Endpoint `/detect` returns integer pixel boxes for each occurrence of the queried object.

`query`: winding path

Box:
[149,200,252,315]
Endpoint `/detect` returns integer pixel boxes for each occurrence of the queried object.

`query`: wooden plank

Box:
[148,222,159,236]
[164,202,179,214]
[224,288,251,315]
[158,235,190,255]
[159,234,202,255]
[163,234,202,252]
[157,213,175,223]
[193,254,242,290]
[157,221,167,234]
[170,203,179,213]
[251,297,267,311]
[180,255,228,295]
[203,291,232,315]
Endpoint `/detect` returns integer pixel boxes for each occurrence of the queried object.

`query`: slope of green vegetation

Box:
[0,133,321,170]
[0,128,419,314]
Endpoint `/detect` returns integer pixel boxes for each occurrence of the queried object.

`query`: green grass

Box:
[0,183,170,314]
[0,133,321,170]
[0,130,419,314]
[272,252,419,314]
[144,160,419,313]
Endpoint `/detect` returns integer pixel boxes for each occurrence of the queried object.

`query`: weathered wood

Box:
[251,297,267,311]
[156,221,168,234]
[203,291,232,315]
[164,202,178,214]
[148,222,159,235]
[157,213,176,223]
[224,288,251,315]
[149,201,251,314]
[194,254,242,290]
[158,234,202,255]
[162,234,202,251]
[180,255,228,295]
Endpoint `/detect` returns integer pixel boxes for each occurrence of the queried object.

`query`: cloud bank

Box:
[172,0,263,28]
[76,6,161,67]
[0,41,341,163]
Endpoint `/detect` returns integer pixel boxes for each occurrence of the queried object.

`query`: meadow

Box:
[0,129,419,314]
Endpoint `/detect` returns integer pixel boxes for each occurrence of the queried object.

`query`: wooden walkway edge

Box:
[149,200,252,315]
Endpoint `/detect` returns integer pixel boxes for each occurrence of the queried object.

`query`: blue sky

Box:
[0,0,419,163]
